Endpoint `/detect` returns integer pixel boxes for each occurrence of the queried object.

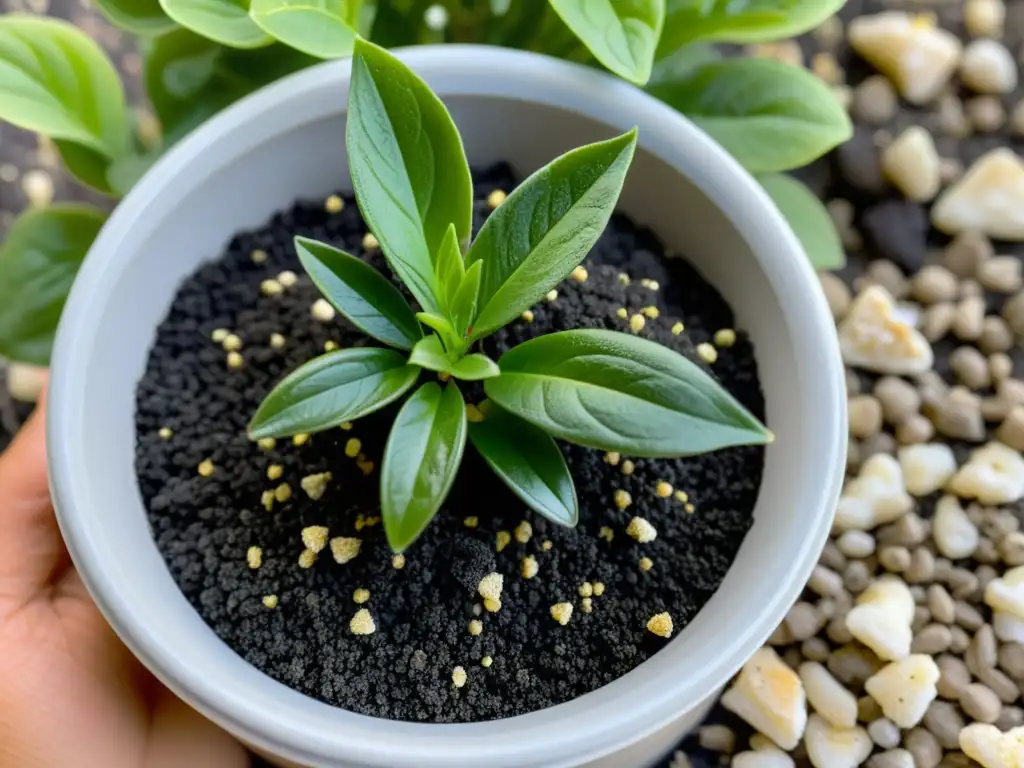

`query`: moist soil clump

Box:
[135,164,766,723]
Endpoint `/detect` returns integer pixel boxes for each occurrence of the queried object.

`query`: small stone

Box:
[949,441,1024,504]
[853,75,899,125]
[820,273,853,319]
[900,444,957,496]
[897,414,935,445]
[913,624,953,654]
[924,700,965,749]
[865,654,941,728]
[520,555,538,579]
[732,750,796,768]
[350,608,375,635]
[837,127,887,193]
[874,377,921,425]
[849,396,884,438]
[932,495,980,559]
[698,724,736,754]
[261,595,278,609]
[981,320,1014,357]
[953,296,987,342]
[986,566,1024,620]
[627,517,657,543]
[935,387,986,442]
[932,149,1024,241]
[835,454,914,531]
[1000,531,1024,565]
[452,666,467,688]
[802,713,872,768]
[848,12,962,105]
[324,194,344,213]
[937,654,973,700]
[847,577,914,660]
[868,749,914,768]
[961,683,1003,723]
[550,602,573,626]
[311,299,336,322]
[882,127,941,202]
[721,647,807,750]
[478,572,503,601]
[800,662,858,729]
[329,537,361,564]
[837,530,876,558]
[921,303,956,343]
[994,612,1024,644]
[967,96,1007,132]
[839,287,933,376]
[696,342,717,363]
[353,588,369,604]
[965,0,1006,38]
[961,38,1017,94]
[990,353,1014,383]
[879,546,911,573]
[869,718,902,749]
[944,230,993,278]
[980,257,1023,293]
[912,266,959,305]
[960,723,1024,768]
[785,602,821,641]
[197,459,215,477]
[861,201,929,273]
[647,612,673,638]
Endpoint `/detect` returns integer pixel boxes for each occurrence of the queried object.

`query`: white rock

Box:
[899,443,957,496]
[882,126,941,202]
[848,12,962,105]
[803,714,873,768]
[961,39,1018,94]
[835,454,915,531]
[932,149,1024,241]
[993,611,1024,643]
[864,655,940,728]
[985,565,1024,620]
[799,662,858,729]
[733,750,796,768]
[947,441,1024,504]
[965,0,1006,39]
[959,723,1024,767]
[5,362,46,403]
[721,647,807,750]
[845,578,915,661]
[932,494,980,559]
[838,286,934,376]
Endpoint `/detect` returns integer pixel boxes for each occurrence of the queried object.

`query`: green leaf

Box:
[95,0,178,35]
[0,16,130,159]
[469,402,578,526]
[159,0,273,48]
[484,328,770,457]
[346,38,473,313]
[435,223,465,313]
[381,381,467,552]
[0,205,107,365]
[415,311,461,353]
[548,0,664,85]
[55,140,119,196]
[467,129,637,340]
[658,0,843,52]
[648,57,851,173]
[648,41,720,87]
[249,0,358,58]
[409,336,500,381]
[248,347,420,438]
[758,173,845,271]
[294,236,421,349]
[449,260,481,342]
[106,147,163,195]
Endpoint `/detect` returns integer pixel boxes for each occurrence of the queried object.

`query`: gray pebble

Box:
[977,664,1020,703]
[905,727,942,768]
[913,623,953,654]
[859,695,884,723]
[1003,290,1024,337]
[896,413,935,444]
[767,623,792,646]
[784,601,821,641]
[949,568,980,600]
[828,644,883,687]
[975,535,1001,564]
[837,127,886,193]
[808,564,844,597]
[868,749,915,768]
[878,513,928,548]
[996,705,1024,730]
[782,647,802,670]
[879,545,911,573]
[955,600,985,631]
[928,584,956,624]
[937,754,971,768]
[801,637,830,664]
[961,682,1003,723]
[837,530,875,559]
[950,625,971,654]
[874,376,922,424]
[937,654,972,700]
[922,302,956,342]
[975,563,999,594]
[932,558,954,583]
[974,624,998,668]
[950,345,991,389]
[913,605,932,632]
[943,229,992,278]
[906,547,936,583]
[819,541,848,570]
[999,642,1024,680]
[1000,531,1024,566]
[827,615,854,645]
[697,724,735,753]
[844,561,873,593]
[853,75,898,125]
[923,700,964,749]
[980,315,1014,354]
[868,718,902,749]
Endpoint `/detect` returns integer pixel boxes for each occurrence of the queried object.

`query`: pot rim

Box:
[47,45,845,768]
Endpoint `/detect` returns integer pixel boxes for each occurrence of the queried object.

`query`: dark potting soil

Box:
[134,164,766,723]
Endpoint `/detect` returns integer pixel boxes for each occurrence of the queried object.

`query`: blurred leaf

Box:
[758,173,845,270]
[159,0,274,48]
[95,0,178,35]
[55,140,119,196]
[648,41,720,86]
[0,205,107,366]
[250,0,358,58]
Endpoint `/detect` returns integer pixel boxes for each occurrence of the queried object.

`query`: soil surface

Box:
[134,165,766,723]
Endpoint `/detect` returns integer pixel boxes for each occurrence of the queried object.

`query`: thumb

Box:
[0,387,66,610]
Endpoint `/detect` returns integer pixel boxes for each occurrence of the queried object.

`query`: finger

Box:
[0,388,64,607]
[146,686,250,768]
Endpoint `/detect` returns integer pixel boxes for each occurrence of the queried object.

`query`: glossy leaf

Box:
[381,382,467,552]
[449,260,481,342]
[0,16,130,159]
[294,236,421,349]
[758,173,845,270]
[409,336,500,381]
[95,0,177,35]
[250,0,358,59]
[435,223,465,314]
[548,0,664,85]
[248,347,419,438]
[415,312,461,355]
[467,129,637,340]
[484,329,770,457]
[469,402,578,526]
[658,0,843,53]
[648,57,851,173]
[55,140,119,196]
[0,205,107,365]
[346,38,473,313]
[159,0,273,48]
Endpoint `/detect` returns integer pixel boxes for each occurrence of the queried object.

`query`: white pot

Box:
[47,45,846,768]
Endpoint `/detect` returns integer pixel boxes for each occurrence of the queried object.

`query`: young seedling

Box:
[249,37,772,553]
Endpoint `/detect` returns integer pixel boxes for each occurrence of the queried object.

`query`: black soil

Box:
[135,165,766,723]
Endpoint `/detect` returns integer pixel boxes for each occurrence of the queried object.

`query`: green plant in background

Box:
[0,0,851,368]
[248,39,771,552]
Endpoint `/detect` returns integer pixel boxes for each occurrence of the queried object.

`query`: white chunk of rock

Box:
[947,441,1024,504]
[845,578,915,660]
[961,38,1018,94]
[985,565,1024,620]
[732,749,796,768]
[899,443,957,496]
[848,12,962,105]
[803,714,873,768]
[838,286,934,376]
[932,494,980,559]
[932,149,1024,241]
[835,454,915,531]
[882,126,941,202]
[5,362,46,403]
[959,723,1024,768]
[993,611,1024,643]
[864,654,940,728]
[799,662,858,729]
[721,647,807,750]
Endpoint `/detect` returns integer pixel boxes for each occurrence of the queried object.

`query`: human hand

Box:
[0,388,250,768]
